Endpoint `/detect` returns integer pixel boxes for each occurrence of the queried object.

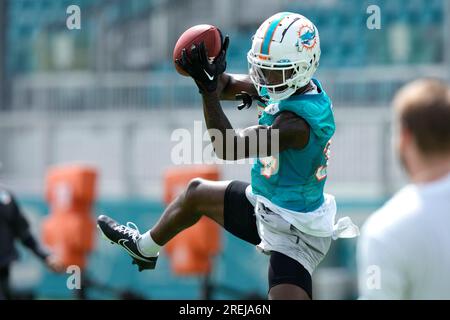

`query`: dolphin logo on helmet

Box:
[298,25,317,49]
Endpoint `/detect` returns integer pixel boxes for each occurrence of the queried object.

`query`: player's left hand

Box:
[236,91,267,110]
[176,34,229,94]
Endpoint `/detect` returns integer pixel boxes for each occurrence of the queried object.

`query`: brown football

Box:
[173,24,222,76]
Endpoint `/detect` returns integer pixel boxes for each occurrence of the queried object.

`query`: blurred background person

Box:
[0,185,63,300]
[357,79,450,299]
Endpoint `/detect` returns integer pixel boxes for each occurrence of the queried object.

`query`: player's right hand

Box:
[176,33,229,94]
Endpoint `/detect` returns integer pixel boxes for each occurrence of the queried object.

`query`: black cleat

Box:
[97,215,158,271]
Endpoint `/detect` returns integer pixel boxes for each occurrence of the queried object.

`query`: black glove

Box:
[175,33,229,94]
[235,91,267,110]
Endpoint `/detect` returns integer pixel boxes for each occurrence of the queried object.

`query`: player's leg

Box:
[97,179,261,271]
[149,178,229,246]
[97,178,229,270]
[268,251,312,300]
[150,179,261,247]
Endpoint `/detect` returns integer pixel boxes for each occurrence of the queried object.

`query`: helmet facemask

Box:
[247,52,314,101]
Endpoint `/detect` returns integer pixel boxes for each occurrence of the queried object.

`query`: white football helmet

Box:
[247,12,321,101]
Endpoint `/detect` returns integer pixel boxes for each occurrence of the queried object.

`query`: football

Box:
[173,24,222,76]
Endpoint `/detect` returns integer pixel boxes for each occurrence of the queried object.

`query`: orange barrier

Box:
[42,165,97,269]
[164,166,222,276]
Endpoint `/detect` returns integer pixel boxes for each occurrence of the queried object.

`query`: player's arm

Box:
[174,37,311,159]
[217,73,258,101]
[8,193,49,261]
[201,93,310,160]
[8,191,64,272]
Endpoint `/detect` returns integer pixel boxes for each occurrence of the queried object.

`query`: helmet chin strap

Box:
[252,63,314,102]
[266,86,297,101]
[264,74,311,101]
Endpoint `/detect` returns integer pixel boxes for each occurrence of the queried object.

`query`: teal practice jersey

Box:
[250,78,335,212]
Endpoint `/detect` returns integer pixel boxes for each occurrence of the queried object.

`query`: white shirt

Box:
[357,172,450,299]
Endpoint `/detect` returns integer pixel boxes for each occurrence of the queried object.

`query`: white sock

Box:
[137,230,161,257]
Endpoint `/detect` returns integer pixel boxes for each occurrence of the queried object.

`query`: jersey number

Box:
[260,156,278,179]
[315,140,331,181]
